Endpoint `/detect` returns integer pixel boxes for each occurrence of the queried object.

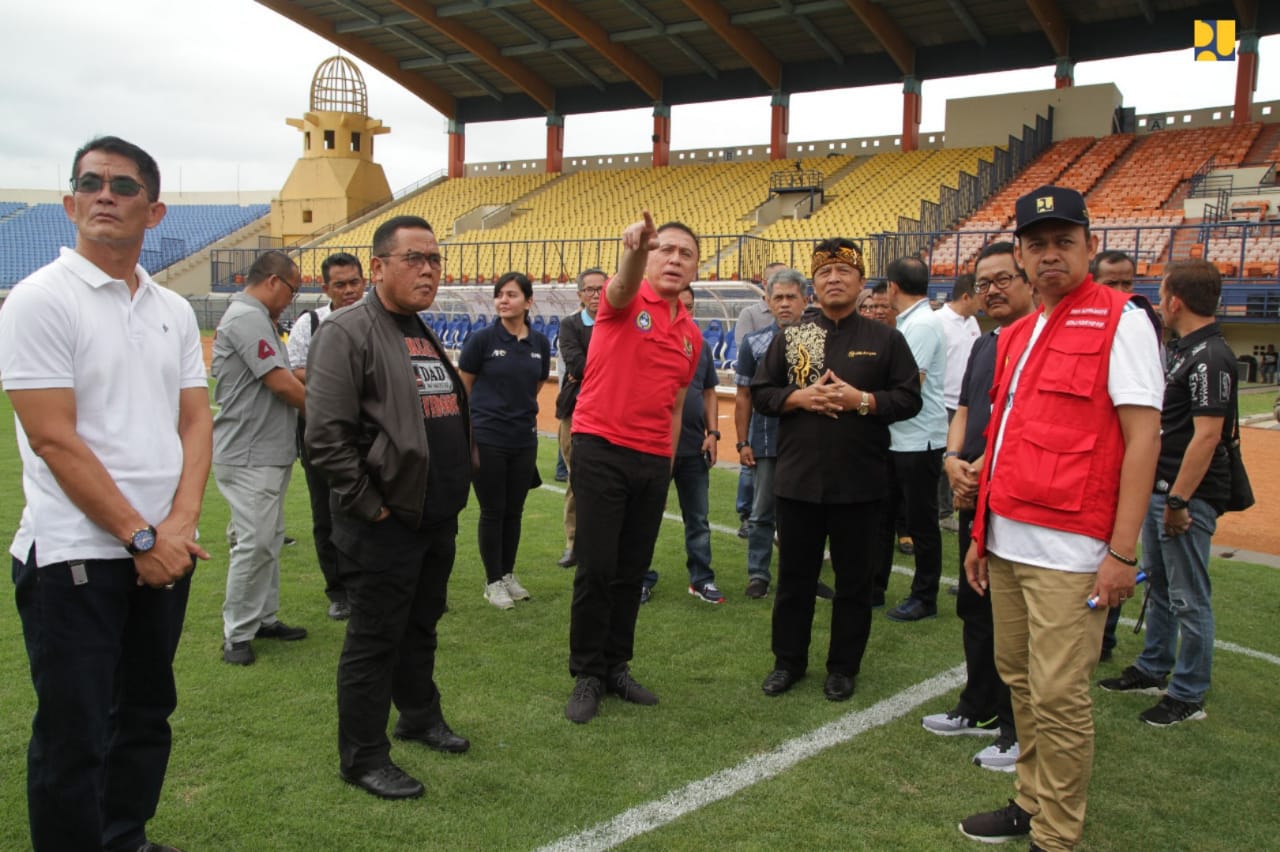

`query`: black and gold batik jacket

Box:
[751,311,921,504]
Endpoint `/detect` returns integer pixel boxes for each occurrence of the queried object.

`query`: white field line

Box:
[537,665,967,852]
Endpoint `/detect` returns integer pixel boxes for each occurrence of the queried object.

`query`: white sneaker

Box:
[502,573,530,601]
[921,708,1000,736]
[973,732,1019,772]
[484,580,514,610]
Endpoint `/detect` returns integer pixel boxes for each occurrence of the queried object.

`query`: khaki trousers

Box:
[988,553,1106,852]
[559,417,576,549]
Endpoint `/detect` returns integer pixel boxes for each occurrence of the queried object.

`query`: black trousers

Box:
[955,510,1014,732]
[877,448,944,605]
[772,497,883,678]
[333,514,456,775]
[13,550,191,852]
[472,442,538,584]
[298,420,344,603]
[568,435,670,680]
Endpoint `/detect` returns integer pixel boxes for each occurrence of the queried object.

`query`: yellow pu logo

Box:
[1194,20,1235,61]
[1036,196,1054,214]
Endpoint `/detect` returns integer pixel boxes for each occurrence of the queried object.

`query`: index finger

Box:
[642,210,655,232]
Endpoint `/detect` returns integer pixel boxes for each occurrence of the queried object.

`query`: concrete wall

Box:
[945,84,1122,148]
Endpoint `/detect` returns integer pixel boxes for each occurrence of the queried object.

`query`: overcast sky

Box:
[3,0,1277,194]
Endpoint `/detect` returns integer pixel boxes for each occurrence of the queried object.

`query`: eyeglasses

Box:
[378,251,444,270]
[275,273,300,297]
[580,285,603,294]
[974,272,1022,294]
[70,173,147,198]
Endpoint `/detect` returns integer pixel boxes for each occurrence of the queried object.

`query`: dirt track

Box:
[206,330,1275,557]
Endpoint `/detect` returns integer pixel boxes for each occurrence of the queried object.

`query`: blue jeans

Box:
[746,457,776,583]
[647,454,714,590]
[1135,494,1217,704]
[736,465,754,520]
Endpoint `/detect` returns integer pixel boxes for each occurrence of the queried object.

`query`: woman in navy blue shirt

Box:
[459,272,552,610]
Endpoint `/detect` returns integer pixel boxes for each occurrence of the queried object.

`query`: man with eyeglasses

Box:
[553,268,605,569]
[0,136,210,852]
[286,252,366,621]
[922,242,1032,772]
[213,249,309,666]
[306,215,473,800]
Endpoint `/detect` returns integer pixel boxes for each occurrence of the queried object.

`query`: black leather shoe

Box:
[255,620,308,640]
[394,721,470,753]
[137,843,184,852]
[557,548,577,568]
[761,668,802,696]
[327,600,351,620]
[222,641,254,666]
[824,673,855,702]
[886,598,937,622]
[341,763,424,799]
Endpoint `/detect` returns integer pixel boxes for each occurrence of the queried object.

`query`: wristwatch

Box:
[125,525,157,555]
[707,430,721,439]
[1166,494,1189,511]
[736,440,750,451]
[857,392,871,416]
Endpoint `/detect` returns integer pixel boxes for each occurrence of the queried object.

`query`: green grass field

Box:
[1,390,1278,851]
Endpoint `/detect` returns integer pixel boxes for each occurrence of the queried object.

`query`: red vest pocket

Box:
[1005,420,1097,511]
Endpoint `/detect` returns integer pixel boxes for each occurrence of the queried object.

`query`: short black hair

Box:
[321,252,364,284]
[246,250,297,287]
[1091,250,1135,275]
[372,215,433,257]
[871,281,888,295]
[72,136,160,200]
[976,241,1017,265]
[494,271,533,301]
[1164,259,1221,318]
[951,273,975,302]
[656,221,700,258]
[885,256,928,296]
[813,236,861,257]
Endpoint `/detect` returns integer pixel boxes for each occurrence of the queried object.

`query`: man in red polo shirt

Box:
[565,211,702,724]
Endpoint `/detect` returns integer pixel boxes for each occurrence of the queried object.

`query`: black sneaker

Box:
[737,519,749,539]
[283,535,297,546]
[958,799,1032,843]
[745,577,769,599]
[1098,665,1167,695]
[886,597,937,622]
[606,666,658,705]
[255,620,308,641]
[1139,695,1206,727]
[565,676,604,724]
[639,585,653,604]
[815,582,835,600]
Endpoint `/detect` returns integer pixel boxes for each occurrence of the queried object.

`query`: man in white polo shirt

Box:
[0,136,211,852]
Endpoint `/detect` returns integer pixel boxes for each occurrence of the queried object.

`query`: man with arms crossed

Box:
[286,251,365,620]
[0,136,211,852]
[553,267,604,569]
[960,186,1163,851]
[565,211,702,724]
[1099,259,1234,726]
[307,215,473,799]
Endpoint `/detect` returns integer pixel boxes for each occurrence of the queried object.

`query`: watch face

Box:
[132,527,156,552]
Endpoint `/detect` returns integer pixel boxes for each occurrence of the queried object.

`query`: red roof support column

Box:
[770,92,789,161]
[546,112,564,173]
[447,119,465,178]
[902,75,921,152]
[1055,56,1074,88]
[1235,33,1259,125]
[653,104,670,168]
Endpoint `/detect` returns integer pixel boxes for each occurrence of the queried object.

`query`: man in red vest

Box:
[958,186,1163,851]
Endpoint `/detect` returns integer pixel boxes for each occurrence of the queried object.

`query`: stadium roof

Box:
[256,0,1278,125]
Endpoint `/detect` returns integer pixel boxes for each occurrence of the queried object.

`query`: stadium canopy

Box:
[256,0,1278,125]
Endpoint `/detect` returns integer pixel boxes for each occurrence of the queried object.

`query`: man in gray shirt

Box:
[213,250,308,665]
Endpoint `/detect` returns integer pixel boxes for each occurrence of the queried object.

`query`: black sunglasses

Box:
[71,173,148,198]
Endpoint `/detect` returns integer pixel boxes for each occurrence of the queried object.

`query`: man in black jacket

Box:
[305,215,473,801]
[752,237,922,702]
[554,268,604,568]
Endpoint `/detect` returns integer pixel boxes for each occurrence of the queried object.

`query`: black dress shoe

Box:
[557,548,577,568]
[761,668,802,696]
[824,672,855,702]
[137,843,184,852]
[886,598,937,622]
[341,763,424,799]
[222,641,254,666]
[255,620,308,640]
[394,721,470,753]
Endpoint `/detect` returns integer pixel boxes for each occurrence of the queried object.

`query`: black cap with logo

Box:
[1013,184,1090,237]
